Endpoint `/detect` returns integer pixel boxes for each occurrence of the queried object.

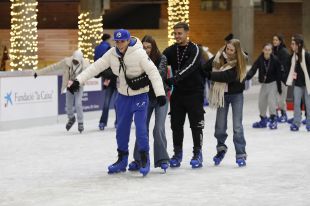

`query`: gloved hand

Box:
[156,95,167,106]
[278,89,282,95]
[34,72,37,79]
[165,77,176,87]
[67,80,80,94]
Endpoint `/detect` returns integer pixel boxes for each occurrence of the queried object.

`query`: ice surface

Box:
[0,85,309,206]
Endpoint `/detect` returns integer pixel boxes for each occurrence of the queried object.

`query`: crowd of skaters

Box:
[34,22,310,177]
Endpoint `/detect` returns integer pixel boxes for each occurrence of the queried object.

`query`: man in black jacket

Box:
[163,22,204,168]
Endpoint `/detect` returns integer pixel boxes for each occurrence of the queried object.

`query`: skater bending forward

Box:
[34,50,89,133]
[68,29,166,176]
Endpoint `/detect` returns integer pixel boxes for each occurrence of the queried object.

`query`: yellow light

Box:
[167,0,190,46]
[10,0,38,71]
[78,12,103,63]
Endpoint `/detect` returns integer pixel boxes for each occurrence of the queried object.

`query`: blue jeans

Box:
[293,86,310,127]
[214,93,247,159]
[99,86,117,127]
[115,93,149,153]
[133,97,170,167]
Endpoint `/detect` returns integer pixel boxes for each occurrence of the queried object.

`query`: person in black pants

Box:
[163,22,205,169]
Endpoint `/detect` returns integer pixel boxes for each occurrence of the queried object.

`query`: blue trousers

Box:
[214,93,247,159]
[115,93,149,153]
[99,86,117,127]
[132,97,170,167]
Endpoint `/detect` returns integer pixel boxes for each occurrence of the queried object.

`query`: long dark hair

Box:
[273,33,286,48]
[292,36,304,63]
[141,35,161,64]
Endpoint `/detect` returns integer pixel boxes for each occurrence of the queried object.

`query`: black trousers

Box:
[169,92,205,151]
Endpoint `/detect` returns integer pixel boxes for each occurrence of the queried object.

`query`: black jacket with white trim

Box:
[163,41,204,95]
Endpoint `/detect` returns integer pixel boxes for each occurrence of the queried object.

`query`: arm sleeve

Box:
[201,56,215,78]
[245,59,259,80]
[158,55,168,81]
[139,52,165,97]
[36,59,66,75]
[174,44,201,81]
[77,50,112,84]
[210,68,238,83]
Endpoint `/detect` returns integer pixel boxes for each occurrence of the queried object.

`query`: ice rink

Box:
[1,85,309,206]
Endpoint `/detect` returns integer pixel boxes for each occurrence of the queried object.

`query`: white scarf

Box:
[286,49,310,95]
[209,50,237,108]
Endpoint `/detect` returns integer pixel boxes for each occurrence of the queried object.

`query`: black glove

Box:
[67,80,80,94]
[278,89,282,95]
[165,77,176,87]
[34,72,37,79]
[156,95,167,106]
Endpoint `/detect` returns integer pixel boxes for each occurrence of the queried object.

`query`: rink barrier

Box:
[0,71,104,127]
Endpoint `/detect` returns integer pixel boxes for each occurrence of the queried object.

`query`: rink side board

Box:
[57,76,104,114]
[0,76,58,121]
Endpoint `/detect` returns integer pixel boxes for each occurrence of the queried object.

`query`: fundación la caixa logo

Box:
[4,91,13,107]
[3,89,54,108]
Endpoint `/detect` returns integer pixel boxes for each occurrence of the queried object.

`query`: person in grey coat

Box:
[128,35,170,172]
[34,50,90,132]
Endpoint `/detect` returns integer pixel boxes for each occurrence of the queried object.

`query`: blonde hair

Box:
[227,39,247,81]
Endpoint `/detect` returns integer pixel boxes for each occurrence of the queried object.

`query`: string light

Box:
[10,0,38,71]
[78,12,103,63]
[167,0,190,46]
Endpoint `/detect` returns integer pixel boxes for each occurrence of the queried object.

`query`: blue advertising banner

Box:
[57,76,105,114]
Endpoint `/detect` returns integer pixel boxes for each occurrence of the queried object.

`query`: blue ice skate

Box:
[98,122,105,130]
[268,118,278,130]
[236,157,246,167]
[160,162,169,173]
[287,117,294,124]
[169,151,183,168]
[302,119,307,125]
[306,125,310,132]
[128,160,140,171]
[252,116,268,128]
[108,150,128,174]
[139,151,150,176]
[278,112,287,123]
[213,150,226,166]
[290,123,299,131]
[190,149,203,168]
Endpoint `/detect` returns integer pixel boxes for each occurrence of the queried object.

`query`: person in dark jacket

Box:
[163,22,205,169]
[286,35,310,131]
[246,43,282,129]
[203,39,248,167]
[94,33,118,130]
[128,35,170,172]
[272,34,291,122]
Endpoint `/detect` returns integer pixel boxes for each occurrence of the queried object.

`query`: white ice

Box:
[0,85,309,206]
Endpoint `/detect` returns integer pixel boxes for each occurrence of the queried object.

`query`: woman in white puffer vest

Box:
[68,29,166,177]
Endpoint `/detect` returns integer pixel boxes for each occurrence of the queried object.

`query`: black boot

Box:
[66,116,76,131]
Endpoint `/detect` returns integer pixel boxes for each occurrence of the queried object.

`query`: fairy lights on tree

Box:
[10,0,38,70]
[167,0,190,46]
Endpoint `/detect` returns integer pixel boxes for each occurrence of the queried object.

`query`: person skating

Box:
[128,35,170,172]
[272,34,291,123]
[34,50,89,133]
[203,39,248,167]
[286,35,310,131]
[246,43,282,129]
[94,33,118,130]
[163,22,205,169]
[68,29,166,176]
